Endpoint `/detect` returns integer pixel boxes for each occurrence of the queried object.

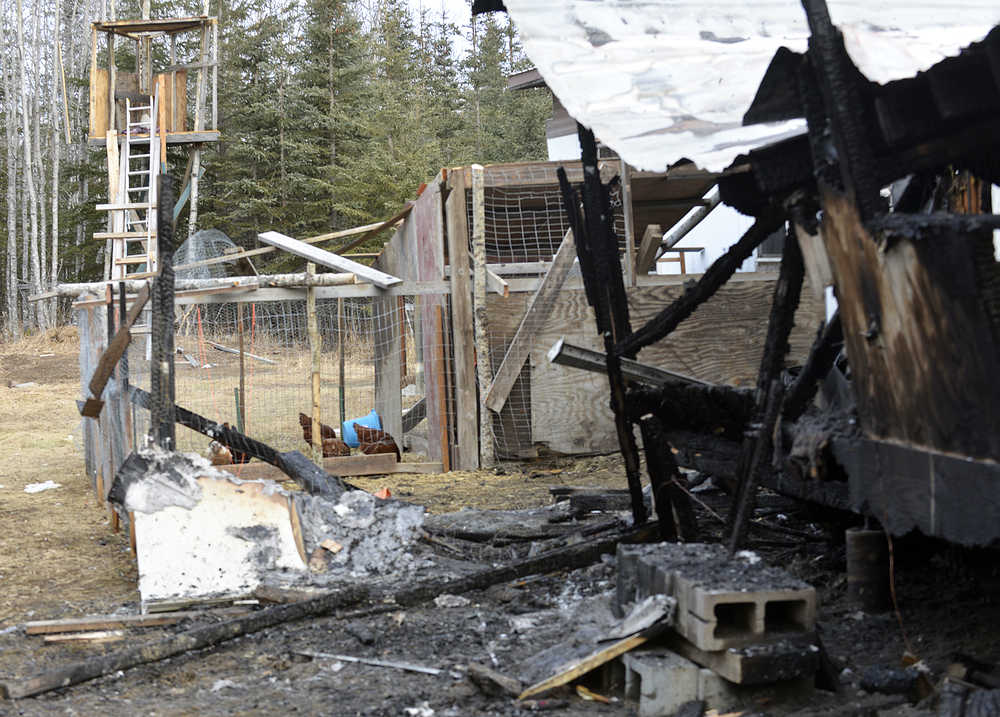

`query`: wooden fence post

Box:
[471,164,495,468]
[307,262,322,464]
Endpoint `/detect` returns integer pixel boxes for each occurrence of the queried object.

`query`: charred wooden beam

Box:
[626,383,754,442]
[617,210,784,358]
[129,386,346,496]
[728,229,805,552]
[560,125,647,526]
[800,0,883,221]
[781,312,843,422]
[547,338,708,388]
[639,415,698,542]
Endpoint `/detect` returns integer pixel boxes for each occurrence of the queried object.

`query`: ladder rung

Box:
[93,231,150,240]
[116,257,150,265]
[129,105,151,111]
[127,170,150,176]
[130,154,151,159]
[126,270,158,279]
[95,202,156,211]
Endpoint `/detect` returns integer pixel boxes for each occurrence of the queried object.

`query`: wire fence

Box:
[81,293,452,481]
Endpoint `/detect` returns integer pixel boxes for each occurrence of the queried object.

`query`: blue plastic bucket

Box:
[342,410,382,447]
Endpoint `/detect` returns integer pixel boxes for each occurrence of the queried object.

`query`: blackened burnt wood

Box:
[573,124,647,526]
[0,521,661,700]
[150,174,176,449]
[728,229,805,552]
[129,386,346,496]
[627,383,754,442]
[639,415,698,541]
[557,169,599,329]
[617,210,784,358]
[782,312,843,422]
[800,0,882,221]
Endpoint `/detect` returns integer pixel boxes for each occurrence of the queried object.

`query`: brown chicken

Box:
[208,423,250,465]
[354,423,401,461]
[299,412,350,457]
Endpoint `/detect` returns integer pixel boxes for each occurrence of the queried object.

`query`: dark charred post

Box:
[572,124,647,526]
[626,383,755,441]
[800,0,882,221]
[728,228,804,552]
[781,312,843,422]
[639,415,698,542]
[560,130,645,525]
[618,210,784,357]
[150,174,176,449]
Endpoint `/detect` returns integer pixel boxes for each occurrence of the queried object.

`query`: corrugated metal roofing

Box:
[502,1,1000,172]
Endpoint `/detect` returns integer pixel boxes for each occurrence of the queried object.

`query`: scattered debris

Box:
[23,481,61,494]
[402,702,434,717]
[295,650,442,676]
[433,594,471,608]
[575,684,611,703]
[24,608,247,635]
[466,662,523,697]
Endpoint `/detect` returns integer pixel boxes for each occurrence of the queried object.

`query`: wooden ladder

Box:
[96,88,161,281]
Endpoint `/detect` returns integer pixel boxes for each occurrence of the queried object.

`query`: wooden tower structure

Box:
[88,10,219,280]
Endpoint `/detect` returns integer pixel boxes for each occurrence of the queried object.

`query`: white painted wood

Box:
[257,231,401,289]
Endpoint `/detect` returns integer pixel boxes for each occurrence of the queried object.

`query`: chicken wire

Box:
[470,176,623,460]
[82,293,453,474]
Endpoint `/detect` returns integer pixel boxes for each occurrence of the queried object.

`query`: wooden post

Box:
[107,32,116,134]
[621,159,636,287]
[398,297,407,380]
[337,297,346,431]
[445,170,479,469]
[237,301,246,433]
[470,164,494,468]
[373,292,403,444]
[434,305,451,473]
[307,263,322,464]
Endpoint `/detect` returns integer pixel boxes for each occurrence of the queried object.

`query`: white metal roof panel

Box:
[503,1,1000,172]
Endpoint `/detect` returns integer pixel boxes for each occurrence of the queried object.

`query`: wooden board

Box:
[257,232,401,289]
[445,172,479,469]
[487,276,824,455]
[89,68,109,138]
[484,229,575,414]
[519,634,649,699]
[25,608,245,635]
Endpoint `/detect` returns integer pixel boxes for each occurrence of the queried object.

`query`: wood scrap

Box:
[467,662,523,697]
[295,650,441,676]
[205,340,277,365]
[42,631,124,644]
[24,608,247,635]
[518,632,650,699]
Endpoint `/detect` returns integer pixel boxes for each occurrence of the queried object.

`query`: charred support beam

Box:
[617,210,784,357]
[566,124,647,526]
[781,312,843,422]
[639,415,698,542]
[728,229,805,552]
[800,0,882,221]
[547,338,708,388]
[150,174,176,449]
[129,386,346,496]
[627,383,755,442]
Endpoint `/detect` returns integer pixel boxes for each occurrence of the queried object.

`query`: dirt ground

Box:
[1,330,999,716]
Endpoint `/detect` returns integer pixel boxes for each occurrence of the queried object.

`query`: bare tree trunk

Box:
[51,0,64,325]
[5,51,21,339]
[32,0,50,328]
[17,0,42,329]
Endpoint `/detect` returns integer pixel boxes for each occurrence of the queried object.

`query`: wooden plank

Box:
[634,223,662,275]
[484,229,576,413]
[219,452,397,479]
[331,202,413,255]
[519,634,649,699]
[93,231,149,240]
[43,631,124,644]
[621,160,636,287]
[25,609,245,635]
[446,172,479,470]
[258,231,401,289]
[434,305,451,472]
[96,202,156,211]
[88,130,220,146]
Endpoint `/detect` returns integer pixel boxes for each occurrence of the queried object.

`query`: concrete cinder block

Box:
[623,648,701,717]
[632,543,817,651]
